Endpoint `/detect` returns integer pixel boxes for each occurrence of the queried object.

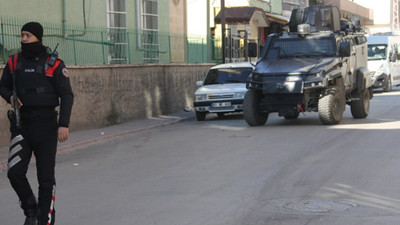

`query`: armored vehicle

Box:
[244,6,372,126]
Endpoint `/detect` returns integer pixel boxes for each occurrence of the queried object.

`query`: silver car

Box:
[194,62,254,121]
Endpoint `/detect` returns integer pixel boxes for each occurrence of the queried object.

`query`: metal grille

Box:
[208,94,234,100]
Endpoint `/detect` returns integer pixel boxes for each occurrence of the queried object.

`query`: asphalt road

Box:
[2,89,400,225]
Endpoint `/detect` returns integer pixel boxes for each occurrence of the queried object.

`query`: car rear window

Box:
[204,67,253,85]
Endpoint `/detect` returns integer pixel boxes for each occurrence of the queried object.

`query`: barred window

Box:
[138,0,159,62]
[107,0,127,64]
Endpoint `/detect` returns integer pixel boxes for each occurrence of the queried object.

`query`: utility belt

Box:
[20,87,50,95]
[19,93,59,109]
[20,107,57,122]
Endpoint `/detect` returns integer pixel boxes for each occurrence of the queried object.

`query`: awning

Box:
[215,7,270,27]
[265,13,290,24]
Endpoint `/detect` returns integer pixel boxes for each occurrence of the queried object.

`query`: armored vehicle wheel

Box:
[383,75,392,92]
[318,87,344,125]
[351,88,370,119]
[244,89,268,126]
[217,112,225,118]
[195,111,206,121]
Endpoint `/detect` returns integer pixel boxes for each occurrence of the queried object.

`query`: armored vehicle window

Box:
[357,36,367,45]
[368,44,387,60]
[353,36,366,45]
[305,7,317,26]
[321,8,332,28]
[203,68,253,85]
[272,37,335,58]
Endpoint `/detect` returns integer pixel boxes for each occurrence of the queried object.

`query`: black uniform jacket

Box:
[0,52,74,127]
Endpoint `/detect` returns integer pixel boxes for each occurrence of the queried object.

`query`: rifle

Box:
[12,70,21,129]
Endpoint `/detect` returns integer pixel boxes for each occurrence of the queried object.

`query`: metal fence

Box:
[0,17,222,65]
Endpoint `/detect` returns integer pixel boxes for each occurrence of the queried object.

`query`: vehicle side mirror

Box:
[196,81,203,86]
[339,42,351,57]
[390,53,397,62]
[248,42,257,58]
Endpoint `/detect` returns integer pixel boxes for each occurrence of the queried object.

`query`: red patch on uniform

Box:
[62,68,70,78]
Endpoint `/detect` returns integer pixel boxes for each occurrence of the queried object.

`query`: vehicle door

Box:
[341,37,357,90]
[389,41,400,86]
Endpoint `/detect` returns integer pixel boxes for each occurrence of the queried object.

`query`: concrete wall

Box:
[0,64,214,147]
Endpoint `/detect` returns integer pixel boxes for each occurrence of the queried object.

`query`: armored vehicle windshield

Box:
[270,36,336,58]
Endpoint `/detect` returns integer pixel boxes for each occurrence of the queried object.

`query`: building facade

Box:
[0,0,378,65]
[186,0,286,63]
[0,0,189,65]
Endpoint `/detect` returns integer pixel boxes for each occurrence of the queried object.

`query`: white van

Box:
[367,35,400,91]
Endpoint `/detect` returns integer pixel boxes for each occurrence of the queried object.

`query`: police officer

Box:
[0,22,74,225]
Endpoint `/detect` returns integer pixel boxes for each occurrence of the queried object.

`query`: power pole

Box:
[221,0,226,63]
[393,0,399,31]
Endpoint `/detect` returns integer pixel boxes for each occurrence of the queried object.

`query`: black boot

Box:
[23,211,37,225]
[21,195,38,225]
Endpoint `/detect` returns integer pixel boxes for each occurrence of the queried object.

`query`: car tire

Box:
[244,89,268,126]
[195,111,207,121]
[350,88,370,119]
[318,87,344,125]
[383,75,392,92]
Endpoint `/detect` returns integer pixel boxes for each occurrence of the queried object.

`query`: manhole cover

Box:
[283,199,357,213]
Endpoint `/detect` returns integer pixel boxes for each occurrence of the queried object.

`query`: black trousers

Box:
[7,109,58,225]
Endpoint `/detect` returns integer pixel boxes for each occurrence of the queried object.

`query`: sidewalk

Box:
[0,111,194,172]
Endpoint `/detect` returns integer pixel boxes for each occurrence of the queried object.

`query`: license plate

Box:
[211,102,231,108]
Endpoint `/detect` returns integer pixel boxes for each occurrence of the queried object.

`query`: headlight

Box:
[304,73,323,88]
[234,92,246,99]
[253,73,262,81]
[306,72,322,81]
[195,94,207,101]
[286,76,302,81]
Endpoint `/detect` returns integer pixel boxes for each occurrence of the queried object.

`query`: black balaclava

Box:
[20,22,46,59]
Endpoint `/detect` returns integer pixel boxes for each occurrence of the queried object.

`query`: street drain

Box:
[283,199,357,213]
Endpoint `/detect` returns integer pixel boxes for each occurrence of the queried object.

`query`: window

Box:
[321,9,332,28]
[141,0,158,31]
[368,44,387,60]
[107,0,127,64]
[204,68,253,85]
[137,0,159,62]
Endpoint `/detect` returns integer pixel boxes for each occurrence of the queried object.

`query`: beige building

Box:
[353,0,392,34]
[323,0,373,26]
[169,0,187,62]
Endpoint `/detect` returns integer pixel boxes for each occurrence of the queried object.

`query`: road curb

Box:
[56,117,185,154]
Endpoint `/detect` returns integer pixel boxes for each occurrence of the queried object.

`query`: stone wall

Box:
[0,64,214,147]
